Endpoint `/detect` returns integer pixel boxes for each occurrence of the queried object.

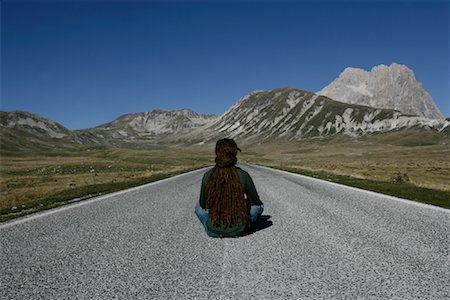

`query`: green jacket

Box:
[199,166,263,236]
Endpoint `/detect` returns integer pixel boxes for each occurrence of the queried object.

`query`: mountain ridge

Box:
[2,63,448,151]
[198,88,448,144]
[1,87,449,151]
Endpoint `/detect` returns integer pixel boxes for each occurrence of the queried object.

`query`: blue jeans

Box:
[195,202,264,237]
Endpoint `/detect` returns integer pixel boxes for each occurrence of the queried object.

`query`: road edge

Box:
[0,167,210,229]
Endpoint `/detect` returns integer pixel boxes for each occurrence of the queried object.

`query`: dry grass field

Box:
[240,138,450,192]
[1,132,449,221]
[0,146,214,221]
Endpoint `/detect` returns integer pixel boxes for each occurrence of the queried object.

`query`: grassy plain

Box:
[0,146,214,222]
[1,131,449,222]
[239,134,450,208]
[241,140,450,191]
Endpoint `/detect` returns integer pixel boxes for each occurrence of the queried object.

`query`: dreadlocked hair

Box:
[205,138,249,228]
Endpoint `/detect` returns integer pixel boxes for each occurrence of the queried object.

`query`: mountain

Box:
[78,109,219,145]
[1,89,448,152]
[0,109,220,151]
[200,88,448,144]
[2,63,449,152]
[0,111,82,152]
[0,111,72,138]
[317,63,444,120]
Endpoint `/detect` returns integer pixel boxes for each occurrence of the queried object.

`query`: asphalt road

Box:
[1,164,449,299]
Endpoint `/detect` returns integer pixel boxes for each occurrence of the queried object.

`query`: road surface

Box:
[1,164,449,299]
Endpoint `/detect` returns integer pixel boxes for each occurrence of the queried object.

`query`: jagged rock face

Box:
[206,88,449,142]
[318,63,444,120]
[82,108,220,141]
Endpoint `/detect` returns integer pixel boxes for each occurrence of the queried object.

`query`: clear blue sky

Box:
[1,0,449,130]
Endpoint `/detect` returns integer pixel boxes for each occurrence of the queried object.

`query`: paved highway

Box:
[1,164,449,299]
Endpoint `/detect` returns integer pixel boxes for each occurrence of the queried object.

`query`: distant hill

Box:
[0,111,83,153]
[77,109,219,146]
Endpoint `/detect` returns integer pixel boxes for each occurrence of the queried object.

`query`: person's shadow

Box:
[241,215,273,236]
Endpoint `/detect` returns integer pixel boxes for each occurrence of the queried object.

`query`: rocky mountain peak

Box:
[318,63,444,120]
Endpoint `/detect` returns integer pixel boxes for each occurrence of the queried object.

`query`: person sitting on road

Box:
[195,138,264,238]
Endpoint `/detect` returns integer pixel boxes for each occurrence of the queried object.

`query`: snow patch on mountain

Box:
[204,88,449,142]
